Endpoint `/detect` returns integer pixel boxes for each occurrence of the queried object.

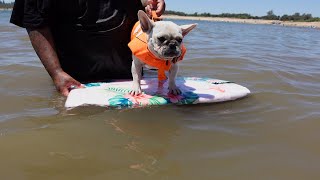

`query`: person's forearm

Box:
[26,27,63,79]
[26,27,82,96]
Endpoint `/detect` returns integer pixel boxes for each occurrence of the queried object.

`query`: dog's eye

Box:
[158,37,166,43]
[176,38,183,43]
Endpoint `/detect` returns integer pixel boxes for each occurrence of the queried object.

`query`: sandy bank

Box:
[163,15,320,29]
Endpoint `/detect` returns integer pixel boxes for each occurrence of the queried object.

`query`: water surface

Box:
[1,10,320,179]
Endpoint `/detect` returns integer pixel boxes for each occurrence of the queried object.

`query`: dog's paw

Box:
[168,86,182,95]
[129,87,142,96]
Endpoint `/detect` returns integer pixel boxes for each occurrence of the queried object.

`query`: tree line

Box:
[164,10,320,22]
[0,1,14,9]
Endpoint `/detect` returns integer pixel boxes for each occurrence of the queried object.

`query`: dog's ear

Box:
[138,10,154,34]
[180,24,197,37]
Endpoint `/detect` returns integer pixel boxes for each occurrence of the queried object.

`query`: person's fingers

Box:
[61,87,69,97]
[68,82,84,92]
[145,0,165,16]
[72,80,83,88]
[145,6,149,13]
[147,0,157,9]
[145,5,152,17]
[73,83,85,89]
[155,0,165,16]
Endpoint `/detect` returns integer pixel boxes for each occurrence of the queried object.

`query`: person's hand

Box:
[145,0,166,17]
[52,70,83,96]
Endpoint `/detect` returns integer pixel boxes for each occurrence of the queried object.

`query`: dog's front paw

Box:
[130,87,142,96]
[168,86,182,95]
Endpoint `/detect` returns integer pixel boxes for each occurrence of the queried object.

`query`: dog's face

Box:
[138,10,197,60]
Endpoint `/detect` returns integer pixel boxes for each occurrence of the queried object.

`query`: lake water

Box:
[1,10,320,179]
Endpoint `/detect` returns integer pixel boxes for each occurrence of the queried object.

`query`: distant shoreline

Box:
[1,9,319,29]
[0,8,13,11]
[163,14,320,29]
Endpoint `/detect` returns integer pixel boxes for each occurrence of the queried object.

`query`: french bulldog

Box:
[129,10,197,96]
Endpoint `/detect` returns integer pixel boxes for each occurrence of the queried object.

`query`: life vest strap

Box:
[151,11,163,22]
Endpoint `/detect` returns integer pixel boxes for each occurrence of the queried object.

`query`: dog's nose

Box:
[169,43,176,50]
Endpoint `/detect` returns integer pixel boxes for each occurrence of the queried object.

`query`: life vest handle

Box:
[151,11,163,22]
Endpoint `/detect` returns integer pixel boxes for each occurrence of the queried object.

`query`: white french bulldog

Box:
[129,10,197,96]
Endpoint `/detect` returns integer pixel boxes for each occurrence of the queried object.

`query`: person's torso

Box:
[50,0,143,82]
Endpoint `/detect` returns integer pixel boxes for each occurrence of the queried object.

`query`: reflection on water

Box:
[1,10,320,179]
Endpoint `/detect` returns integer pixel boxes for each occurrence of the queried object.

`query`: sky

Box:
[3,0,320,17]
[166,0,320,17]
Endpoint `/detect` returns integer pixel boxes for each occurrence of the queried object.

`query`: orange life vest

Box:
[128,21,187,81]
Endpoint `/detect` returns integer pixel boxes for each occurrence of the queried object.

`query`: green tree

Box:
[267,10,275,17]
[264,10,279,20]
[280,14,289,21]
[164,10,320,22]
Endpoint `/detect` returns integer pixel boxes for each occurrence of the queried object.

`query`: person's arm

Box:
[27,27,82,96]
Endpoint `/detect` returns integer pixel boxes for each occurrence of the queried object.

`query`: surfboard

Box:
[65,77,250,109]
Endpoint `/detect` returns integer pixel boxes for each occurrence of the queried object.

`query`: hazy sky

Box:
[166,0,320,17]
[4,0,320,17]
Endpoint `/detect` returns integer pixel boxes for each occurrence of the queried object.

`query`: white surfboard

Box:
[65,77,250,109]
